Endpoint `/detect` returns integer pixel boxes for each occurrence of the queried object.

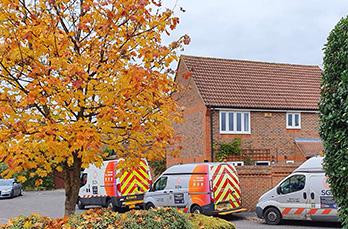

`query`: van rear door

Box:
[308,174,338,222]
[211,164,241,211]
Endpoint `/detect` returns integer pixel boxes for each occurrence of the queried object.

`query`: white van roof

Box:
[164,162,235,174]
[294,156,324,173]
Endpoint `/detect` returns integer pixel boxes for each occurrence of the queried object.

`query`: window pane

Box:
[244,113,249,132]
[221,112,226,131]
[280,175,305,194]
[280,179,290,194]
[289,175,305,193]
[294,114,299,127]
[288,114,293,127]
[228,113,234,131]
[237,113,242,131]
[155,177,167,191]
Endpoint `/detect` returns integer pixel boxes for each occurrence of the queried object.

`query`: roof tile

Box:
[181,55,322,110]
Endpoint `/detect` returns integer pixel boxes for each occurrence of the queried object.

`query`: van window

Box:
[154,176,168,191]
[279,175,305,194]
[80,173,88,187]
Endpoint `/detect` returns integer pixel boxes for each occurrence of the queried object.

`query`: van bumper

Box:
[256,206,263,219]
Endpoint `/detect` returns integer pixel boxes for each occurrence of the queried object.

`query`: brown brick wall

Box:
[237,165,298,210]
[168,62,209,166]
[212,111,320,162]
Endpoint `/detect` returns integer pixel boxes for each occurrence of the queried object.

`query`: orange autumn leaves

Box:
[0,0,189,181]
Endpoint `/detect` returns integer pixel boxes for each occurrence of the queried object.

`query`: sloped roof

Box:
[181,55,322,110]
[295,138,323,159]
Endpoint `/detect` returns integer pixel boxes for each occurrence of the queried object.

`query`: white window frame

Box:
[286,112,301,129]
[219,111,251,134]
[255,161,271,166]
[230,161,244,166]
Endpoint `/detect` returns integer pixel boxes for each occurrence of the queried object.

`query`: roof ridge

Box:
[181,54,321,69]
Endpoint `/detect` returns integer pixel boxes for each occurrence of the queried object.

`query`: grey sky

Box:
[164,0,348,66]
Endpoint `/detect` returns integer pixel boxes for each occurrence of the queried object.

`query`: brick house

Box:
[169,55,323,167]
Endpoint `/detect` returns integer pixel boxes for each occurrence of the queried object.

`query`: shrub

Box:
[149,157,167,178]
[1,208,236,229]
[215,139,241,161]
[188,214,235,229]
[320,15,348,226]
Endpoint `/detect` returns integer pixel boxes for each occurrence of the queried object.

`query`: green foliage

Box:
[20,172,55,191]
[122,208,191,229]
[320,15,348,226]
[215,139,241,162]
[1,208,235,229]
[243,156,255,165]
[0,163,7,176]
[149,157,167,178]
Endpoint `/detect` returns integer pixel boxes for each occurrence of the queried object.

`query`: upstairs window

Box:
[220,111,250,134]
[287,113,301,129]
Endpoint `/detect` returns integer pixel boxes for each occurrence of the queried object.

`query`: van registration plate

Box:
[216,203,231,211]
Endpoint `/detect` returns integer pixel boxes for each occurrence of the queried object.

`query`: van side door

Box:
[273,174,309,220]
[170,175,189,210]
[308,174,338,222]
[150,176,171,207]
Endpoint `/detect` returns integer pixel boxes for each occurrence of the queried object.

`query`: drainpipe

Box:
[209,107,215,162]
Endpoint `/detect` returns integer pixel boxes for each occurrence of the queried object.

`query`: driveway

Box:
[0,190,342,228]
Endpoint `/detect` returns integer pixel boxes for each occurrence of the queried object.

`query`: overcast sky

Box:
[164,0,348,66]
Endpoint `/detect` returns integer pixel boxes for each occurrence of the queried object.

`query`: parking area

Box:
[0,190,342,228]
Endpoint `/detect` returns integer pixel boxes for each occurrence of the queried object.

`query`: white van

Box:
[144,162,246,215]
[78,159,152,211]
[256,156,339,225]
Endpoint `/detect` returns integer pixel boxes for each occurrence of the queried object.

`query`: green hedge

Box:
[320,15,348,227]
[1,208,235,229]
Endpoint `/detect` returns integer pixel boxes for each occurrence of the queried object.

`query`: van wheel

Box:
[77,199,85,210]
[264,207,281,225]
[191,205,203,214]
[145,202,155,210]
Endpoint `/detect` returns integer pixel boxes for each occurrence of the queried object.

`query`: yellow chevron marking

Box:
[215,183,240,203]
[214,174,241,196]
[120,171,129,181]
[133,171,148,186]
[137,167,150,180]
[121,173,134,191]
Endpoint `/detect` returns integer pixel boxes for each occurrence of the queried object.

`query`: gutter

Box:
[208,106,215,162]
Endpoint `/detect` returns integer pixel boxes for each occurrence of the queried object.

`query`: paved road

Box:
[223,213,342,229]
[0,190,342,228]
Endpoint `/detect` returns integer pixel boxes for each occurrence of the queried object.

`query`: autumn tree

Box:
[0,0,189,215]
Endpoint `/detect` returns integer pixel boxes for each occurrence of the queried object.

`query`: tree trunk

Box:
[63,155,82,216]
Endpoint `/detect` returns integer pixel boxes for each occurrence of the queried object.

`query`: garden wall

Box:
[236,164,298,211]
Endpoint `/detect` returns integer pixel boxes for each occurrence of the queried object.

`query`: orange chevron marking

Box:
[294,208,305,215]
[322,209,331,215]
[282,208,292,216]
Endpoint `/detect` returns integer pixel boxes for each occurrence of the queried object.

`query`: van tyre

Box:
[77,199,85,210]
[264,207,281,225]
[191,205,203,214]
[145,202,155,210]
